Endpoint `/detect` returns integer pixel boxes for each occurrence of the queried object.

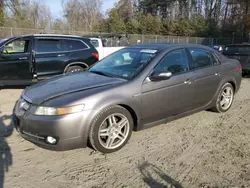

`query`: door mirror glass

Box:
[149,71,172,81]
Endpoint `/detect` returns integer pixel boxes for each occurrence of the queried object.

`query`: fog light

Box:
[46,136,57,144]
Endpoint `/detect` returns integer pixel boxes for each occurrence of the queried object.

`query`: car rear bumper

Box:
[12,103,96,151]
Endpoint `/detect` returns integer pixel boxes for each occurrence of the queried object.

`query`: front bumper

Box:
[12,102,95,151]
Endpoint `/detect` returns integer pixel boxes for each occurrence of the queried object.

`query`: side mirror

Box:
[149,71,172,82]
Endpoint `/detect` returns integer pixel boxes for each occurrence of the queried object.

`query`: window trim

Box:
[211,52,221,65]
[149,48,192,78]
[34,37,90,54]
[186,47,219,71]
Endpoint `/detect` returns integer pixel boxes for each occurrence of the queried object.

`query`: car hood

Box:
[23,71,125,105]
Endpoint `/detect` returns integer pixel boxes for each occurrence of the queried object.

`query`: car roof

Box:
[10,34,88,39]
[127,43,211,50]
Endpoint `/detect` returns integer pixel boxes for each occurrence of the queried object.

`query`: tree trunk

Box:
[223,0,229,27]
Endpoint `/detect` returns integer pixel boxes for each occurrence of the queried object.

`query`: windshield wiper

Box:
[89,70,114,78]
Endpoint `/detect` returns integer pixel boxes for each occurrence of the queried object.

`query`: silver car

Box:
[13,44,242,153]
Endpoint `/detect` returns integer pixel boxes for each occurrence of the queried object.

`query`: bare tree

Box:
[62,0,103,31]
[4,0,52,29]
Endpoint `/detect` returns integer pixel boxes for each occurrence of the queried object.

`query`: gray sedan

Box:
[13,44,242,153]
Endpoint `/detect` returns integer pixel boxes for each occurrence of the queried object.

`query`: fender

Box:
[79,94,142,140]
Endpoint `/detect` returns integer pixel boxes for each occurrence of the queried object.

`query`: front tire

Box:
[211,83,234,113]
[89,105,133,153]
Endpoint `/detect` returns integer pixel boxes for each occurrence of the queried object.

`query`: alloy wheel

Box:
[98,113,130,150]
[220,86,233,110]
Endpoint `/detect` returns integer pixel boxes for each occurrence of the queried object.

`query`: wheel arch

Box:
[64,62,89,73]
[211,77,237,105]
[118,104,139,131]
[227,80,236,93]
[81,99,141,145]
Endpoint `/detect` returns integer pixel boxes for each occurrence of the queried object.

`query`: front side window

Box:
[89,48,158,79]
[36,39,64,53]
[153,49,189,75]
[188,48,215,70]
[2,39,29,54]
[64,39,88,51]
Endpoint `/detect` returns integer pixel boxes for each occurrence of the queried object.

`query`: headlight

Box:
[34,104,84,116]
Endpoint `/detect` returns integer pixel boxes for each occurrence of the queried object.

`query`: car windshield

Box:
[89,48,158,80]
[0,38,8,45]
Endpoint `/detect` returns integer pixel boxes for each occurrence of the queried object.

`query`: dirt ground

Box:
[0,79,250,188]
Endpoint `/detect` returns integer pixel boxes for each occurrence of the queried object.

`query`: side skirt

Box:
[138,104,212,131]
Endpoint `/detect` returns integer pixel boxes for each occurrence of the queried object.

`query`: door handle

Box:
[19,57,28,60]
[58,54,66,57]
[215,72,220,76]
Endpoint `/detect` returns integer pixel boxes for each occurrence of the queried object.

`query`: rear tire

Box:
[89,105,133,153]
[66,65,84,73]
[211,83,234,113]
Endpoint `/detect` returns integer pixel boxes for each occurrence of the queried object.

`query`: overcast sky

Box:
[43,0,117,18]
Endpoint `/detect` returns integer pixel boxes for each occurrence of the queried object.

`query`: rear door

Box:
[34,38,69,79]
[63,38,98,67]
[0,37,33,81]
[187,48,222,108]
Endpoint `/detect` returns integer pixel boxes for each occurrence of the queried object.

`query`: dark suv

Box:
[0,34,99,86]
[222,44,250,72]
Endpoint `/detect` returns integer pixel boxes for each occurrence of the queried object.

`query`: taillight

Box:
[235,67,242,71]
[92,53,99,60]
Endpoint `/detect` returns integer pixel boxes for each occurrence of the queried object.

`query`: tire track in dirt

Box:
[47,100,250,187]
[3,79,250,188]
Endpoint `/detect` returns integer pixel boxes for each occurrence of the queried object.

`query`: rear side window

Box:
[64,39,88,51]
[188,48,217,70]
[36,39,64,53]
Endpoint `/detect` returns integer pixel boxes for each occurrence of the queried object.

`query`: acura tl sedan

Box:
[13,44,242,153]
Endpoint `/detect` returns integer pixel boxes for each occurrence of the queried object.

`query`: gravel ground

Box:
[0,79,250,188]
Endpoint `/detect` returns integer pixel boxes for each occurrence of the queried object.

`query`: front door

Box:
[187,48,222,108]
[141,48,195,124]
[0,38,32,82]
